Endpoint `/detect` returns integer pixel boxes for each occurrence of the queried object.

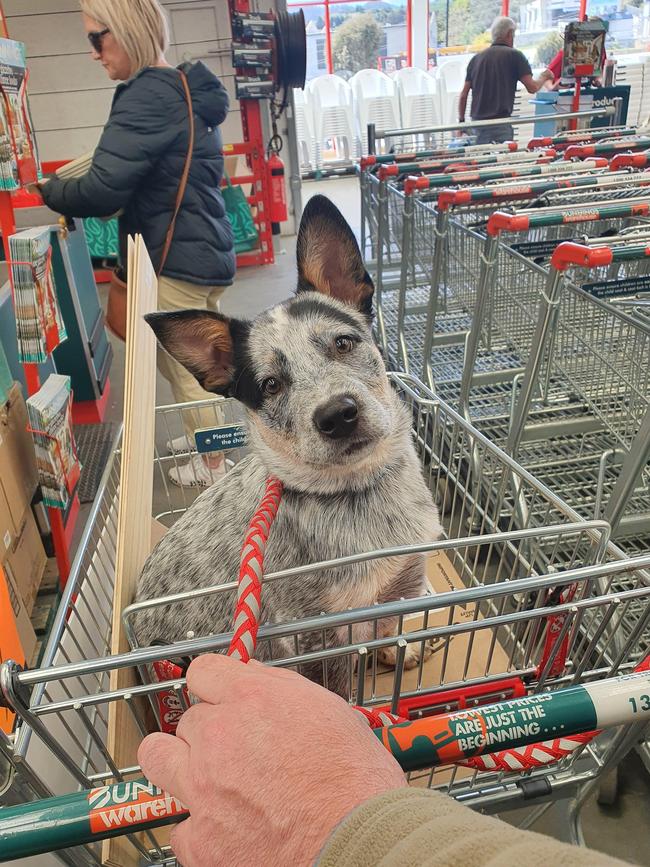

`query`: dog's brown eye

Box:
[262,377,281,396]
[335,336,354,354]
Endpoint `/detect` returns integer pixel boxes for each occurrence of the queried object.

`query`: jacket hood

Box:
[126,62,229,126]
[182,61,229,126]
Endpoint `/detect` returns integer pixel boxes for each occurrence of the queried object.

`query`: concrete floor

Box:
[79,177,649,865]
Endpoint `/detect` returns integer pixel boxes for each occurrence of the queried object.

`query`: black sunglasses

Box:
[87,27,110,54]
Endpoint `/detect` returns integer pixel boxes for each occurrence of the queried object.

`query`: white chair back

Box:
[306,74,360,167]
[349,68,401,154]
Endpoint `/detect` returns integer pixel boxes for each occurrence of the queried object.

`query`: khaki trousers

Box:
[156,274,228,439]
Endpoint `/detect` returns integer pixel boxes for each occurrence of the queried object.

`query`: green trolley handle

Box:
[1,670,649,861]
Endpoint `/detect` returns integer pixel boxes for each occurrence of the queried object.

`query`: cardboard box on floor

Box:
[0,562,36,733]
[0,382,46,626]
[2,507,47,615]
[0,382,39,544]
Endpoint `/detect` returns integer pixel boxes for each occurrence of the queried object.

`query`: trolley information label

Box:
[582,274,650,298]
[378,686,598,772]
[511,239,576,258]
[194,424,248,453]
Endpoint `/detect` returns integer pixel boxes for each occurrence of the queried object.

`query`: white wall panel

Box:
[6,0,241,160]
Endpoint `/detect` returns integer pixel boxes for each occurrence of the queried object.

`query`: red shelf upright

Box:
[229,0,276,267]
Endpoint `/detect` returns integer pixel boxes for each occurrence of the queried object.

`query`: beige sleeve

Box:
[317,788,629,867]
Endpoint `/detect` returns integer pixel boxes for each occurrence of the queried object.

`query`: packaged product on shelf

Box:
[9,226,67,363]
[0,37,39,190]
[26,373,81,510]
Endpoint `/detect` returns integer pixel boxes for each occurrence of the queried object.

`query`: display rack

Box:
[229,0,282,266]
[0,10,75,587]
[0,196,78,587]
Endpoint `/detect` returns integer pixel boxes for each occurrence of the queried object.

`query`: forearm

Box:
[530,70,553,93]
[318,788,628,867]
[458,92,468,122]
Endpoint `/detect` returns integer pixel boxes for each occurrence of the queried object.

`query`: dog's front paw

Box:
[379,640,434,670]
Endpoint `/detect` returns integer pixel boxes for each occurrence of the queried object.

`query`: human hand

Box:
[138,654,407,867]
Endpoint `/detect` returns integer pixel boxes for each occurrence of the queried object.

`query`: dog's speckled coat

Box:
[134,196,441,695]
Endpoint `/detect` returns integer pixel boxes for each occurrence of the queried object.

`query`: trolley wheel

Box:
[597,768,619,807]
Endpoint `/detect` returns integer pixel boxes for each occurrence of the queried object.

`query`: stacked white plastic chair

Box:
[394,67,440,150]
[306,74,359,168]
[616,57,646,127]
[349,68,401,154]
[437,56,470,128]
[292,87,316,171]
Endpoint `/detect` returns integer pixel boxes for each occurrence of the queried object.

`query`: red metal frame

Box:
[287,0,413,73]
[229,0,278,266]
[570,0,589,131]
[223,141,274,266]
[324,0,333,73]
[72,378,111,425]
[406,0,412,67]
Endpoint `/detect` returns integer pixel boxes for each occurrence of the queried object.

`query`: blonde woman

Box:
[39,0,235,487]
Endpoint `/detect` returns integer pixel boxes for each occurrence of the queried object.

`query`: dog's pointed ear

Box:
[296,195,374,316]
[145,310,236,394]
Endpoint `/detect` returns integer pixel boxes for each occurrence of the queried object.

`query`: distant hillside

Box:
[299,0,399,23]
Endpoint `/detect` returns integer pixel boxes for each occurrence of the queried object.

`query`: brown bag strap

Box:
[157,69,195,277]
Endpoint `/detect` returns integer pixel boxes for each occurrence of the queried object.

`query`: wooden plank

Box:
[103,236,158,867]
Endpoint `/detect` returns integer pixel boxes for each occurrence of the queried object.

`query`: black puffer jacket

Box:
[42,62,235,287]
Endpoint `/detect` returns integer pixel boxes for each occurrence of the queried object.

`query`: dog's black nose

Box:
[313,396,359,439]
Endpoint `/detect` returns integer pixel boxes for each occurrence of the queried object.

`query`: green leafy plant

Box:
[332,13,383,74]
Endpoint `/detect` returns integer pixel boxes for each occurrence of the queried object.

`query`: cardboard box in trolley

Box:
[366,550,512,785]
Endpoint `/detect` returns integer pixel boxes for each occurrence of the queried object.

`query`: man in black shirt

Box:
[458,17,553,144]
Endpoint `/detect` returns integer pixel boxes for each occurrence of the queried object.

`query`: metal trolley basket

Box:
[1,374,650,865]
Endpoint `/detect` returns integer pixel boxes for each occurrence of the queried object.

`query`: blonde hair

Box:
[80,0,170,75]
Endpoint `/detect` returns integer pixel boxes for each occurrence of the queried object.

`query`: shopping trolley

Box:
[528,126,644,151]
[610,151,650,172]
[374,147,559,182]
[500,239,650,555]
[365,104,620,155]
[358,141,527,255]
[358,102,622,289]
[564,136,650,161]
[3,375,647,863]
[368,159,612,360]
[442,195,650,419]
[386,169,650,383]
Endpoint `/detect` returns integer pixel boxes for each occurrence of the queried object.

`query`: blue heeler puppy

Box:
[134,195,442,696]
